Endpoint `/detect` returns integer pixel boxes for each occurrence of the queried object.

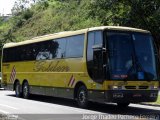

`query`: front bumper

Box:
[105,90,158,103]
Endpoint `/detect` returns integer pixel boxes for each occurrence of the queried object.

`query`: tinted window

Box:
[87,32,94,61]
[87,31,103,80]
[107,32,133,79]
[107,31,157,80]
[36,40,59,60]
[66,34,84,58]
[3,34,84,62]
[87,31,103,61]
[56,38,67,58]
[133,33,157,80]
[3,40,60,62]
[3,49,11,62]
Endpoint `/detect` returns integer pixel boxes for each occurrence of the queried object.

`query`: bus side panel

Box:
[2,57,94,99]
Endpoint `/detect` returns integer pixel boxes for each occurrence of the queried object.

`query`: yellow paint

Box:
[2,58,159,91]
[1,26,158,92]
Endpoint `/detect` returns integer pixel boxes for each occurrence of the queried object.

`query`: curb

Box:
[0,88,5,90]
[139,103,160,107]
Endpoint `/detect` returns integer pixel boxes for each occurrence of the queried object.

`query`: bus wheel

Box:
[22,82,30,99]
[77,86,88,108]
[15,82,21,97]
[117,103,130,108]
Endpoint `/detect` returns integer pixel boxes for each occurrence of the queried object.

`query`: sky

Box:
[0,0,16,15]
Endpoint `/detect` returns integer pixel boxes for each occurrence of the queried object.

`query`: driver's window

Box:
[87,31,104,81]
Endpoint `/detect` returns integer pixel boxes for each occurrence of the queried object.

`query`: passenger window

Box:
[3,34,84,62]
[56,38,67,58]
[66,34,84,58]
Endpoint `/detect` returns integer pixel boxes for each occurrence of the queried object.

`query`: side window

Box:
[87,31,103,61]
[35,39,67,60]
[3,47,20,62]
[95,31,103,45]
[3,34,84,62]
[56,38,67,58]
[8,48,16,62]
[31,43,39,60]
[20,44,35,61]
[4,48,9,62]
[2,49,6,62]
[20,45,27,61]
[87,31,104,80]
[87,32,94,61]
[66,34,84,58]
[35,40,58,60]
[25,45,33,60]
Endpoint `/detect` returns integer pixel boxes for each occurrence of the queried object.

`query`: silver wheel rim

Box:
[23,85,28,97]
[16,85,19,95]
[78,90,86,104]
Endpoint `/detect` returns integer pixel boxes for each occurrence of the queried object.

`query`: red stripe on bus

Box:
[71,79,75,87]
[68,75,73,86]
[10,66,16,82]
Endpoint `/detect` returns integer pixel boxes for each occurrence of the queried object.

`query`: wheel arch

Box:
[74,81,87,99]
[22,79,28,91]
[13,79,20,90]
[22,79,28,89]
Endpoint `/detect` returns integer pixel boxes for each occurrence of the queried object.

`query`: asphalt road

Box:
[0,90,160,120]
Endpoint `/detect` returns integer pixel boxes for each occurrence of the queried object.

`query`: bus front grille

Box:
[125,86,136,89]
[139,86,148,89]
[125,86,149,90]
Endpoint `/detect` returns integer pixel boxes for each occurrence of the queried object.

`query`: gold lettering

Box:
[33,61,70,72]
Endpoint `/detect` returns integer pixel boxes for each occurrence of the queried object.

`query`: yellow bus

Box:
[1,26,159,108]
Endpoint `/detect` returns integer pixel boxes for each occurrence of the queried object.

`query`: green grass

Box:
[154,95,160,104]
[143,95,160,105]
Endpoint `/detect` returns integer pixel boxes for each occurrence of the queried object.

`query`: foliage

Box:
[156,95,160,105]
[88,0,160,40]
[148,95,160,105]
[0,0,160,45]
[123,0,160,42]
[11,0,30,15]
[0,0,160,72]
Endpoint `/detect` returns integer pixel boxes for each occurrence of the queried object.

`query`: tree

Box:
[11,0,31,15]
[88,0,160,41]
[0,29,15,59]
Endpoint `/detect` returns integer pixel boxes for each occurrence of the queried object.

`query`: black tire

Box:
[77,86,88,108]
[22,82,30,99]
[15,82,21,97]
[117,103,130,108]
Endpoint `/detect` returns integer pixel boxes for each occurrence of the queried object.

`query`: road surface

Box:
[0,90,160,120]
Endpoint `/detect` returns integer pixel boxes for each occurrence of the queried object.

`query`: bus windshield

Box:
[107,31,157,80]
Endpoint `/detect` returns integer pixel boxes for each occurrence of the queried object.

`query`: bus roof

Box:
[88,26,150,33]
[3,26,150,48]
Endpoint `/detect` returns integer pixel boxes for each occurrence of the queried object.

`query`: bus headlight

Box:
[110,85,122,90]
[150,86,158,90]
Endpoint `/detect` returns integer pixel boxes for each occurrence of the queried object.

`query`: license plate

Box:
[133,94,142,97]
